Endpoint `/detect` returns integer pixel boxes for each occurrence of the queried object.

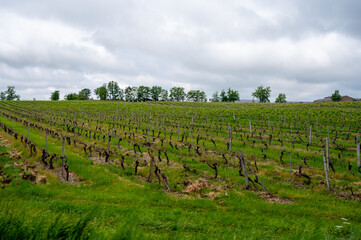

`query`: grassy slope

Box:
[0,103,361,239]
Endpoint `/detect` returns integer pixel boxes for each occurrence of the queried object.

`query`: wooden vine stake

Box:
[326,137,329,172]
[289,141,293,181]
[45,130,49,166]
[309,126,312,145]
[249,120,252,135]
[323,148,330,191]
[228,125,232,152]
[147,142,155,182]
[177,122,180,141]
[45,130,48,152]
[191,116,194,154]
[62,136,65,178]
[239,150,250,189]
[357,135,360,167]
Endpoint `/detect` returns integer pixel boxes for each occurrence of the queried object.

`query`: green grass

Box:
[0,101,361,239]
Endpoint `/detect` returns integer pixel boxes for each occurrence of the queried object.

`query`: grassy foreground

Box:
[0,101,361,239]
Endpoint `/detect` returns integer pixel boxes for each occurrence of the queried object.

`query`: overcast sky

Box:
[1,0,361,101]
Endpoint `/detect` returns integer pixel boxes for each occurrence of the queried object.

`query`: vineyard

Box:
[0,100,361,239]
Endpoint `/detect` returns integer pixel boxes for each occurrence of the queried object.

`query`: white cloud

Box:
[0,1,361,101]
[0,11,123,72]
[204,32,361,75]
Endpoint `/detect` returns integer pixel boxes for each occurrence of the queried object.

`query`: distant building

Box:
[340,96,355,102]
[314,96,355,103]
[238,99,258,103]
[314,97,331,103]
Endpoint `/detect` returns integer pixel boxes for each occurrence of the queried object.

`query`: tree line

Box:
[3,83,351,103]
[51,81,242,102]
[0,84,283,103]
[52,81,211,102]
[53,82,286,103]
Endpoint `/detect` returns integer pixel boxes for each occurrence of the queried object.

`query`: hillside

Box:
[1,101,361,239]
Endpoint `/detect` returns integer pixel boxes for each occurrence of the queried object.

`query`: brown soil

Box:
[0,135,10,145]
[10,149,22,160]
[140,153,151,162]
[201,191,218,200]
[183,179,209,193]
[259,192,293,204]
[52,166,83,183]
[89,156,111,165]
[35,175,47,184]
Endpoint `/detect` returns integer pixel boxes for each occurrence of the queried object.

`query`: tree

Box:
[275,93,287,103]
[64,93,78,100]
[227,88,240,102]
[252,86,271,103]
[150,86,163,101]
[0,86,20,100]
[187,90,196,102]
[169,87,186,101]
[331,90,341,102]
[107,81,121,100]
[220,90,228,102]
[160,89,168,101]
[137,86,151,101]
[78,88,91,100]
[50,90,60,101]
[125,86,138,102]
[211,91,220,102]
[199,91,207,102]
[119,89,124,101]
[187,90,207,102]
[219,88,239,102]
[94,84,108,100]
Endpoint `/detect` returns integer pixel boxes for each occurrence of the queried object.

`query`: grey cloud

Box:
[0,0,360,101]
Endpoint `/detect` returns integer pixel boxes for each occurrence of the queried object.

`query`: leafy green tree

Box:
[331,90,341,102]
[211,91,220,102]
[119,89,124,101]
[160,89,168,101]
[220,90,227,102]
[199,91,207,102]
[137,86,151,101]
[64,93,78,100]
[78,88,91,100]
[218,88,239,102]
[125,86,138,102]
[107,81,121,100]
[0,86,20,100]
[169,87,186,101]
[125,87,132,101]
[94,84,108,100]
[51,90,60,101]
[252,86,271,103]
[187,90,207,102]
[227,88,240,102]
[150,86,163,101]
[187,90,196,102]
[275,93,286,103]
